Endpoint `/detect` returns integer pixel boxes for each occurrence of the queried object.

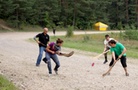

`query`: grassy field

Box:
[47,32,138,59]
[0,75,18,90]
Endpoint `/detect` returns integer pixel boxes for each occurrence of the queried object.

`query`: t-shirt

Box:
[110,42,126,56]
[104,38,114,48]
[49,42,61,52]
[35,33,49,47]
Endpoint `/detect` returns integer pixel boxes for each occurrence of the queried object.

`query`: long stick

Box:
[59,51,74,57]
[39,42,74,57]
[39,42,47,47]
[93,50,110,59]
[102,58,119,77]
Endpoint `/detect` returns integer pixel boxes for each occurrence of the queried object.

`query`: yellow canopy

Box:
[94,22,108,31]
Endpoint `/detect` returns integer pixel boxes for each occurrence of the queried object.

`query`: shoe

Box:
[103,60,108,64]
[48,72,52,76]
[126,73,129,76]
[36,64,40,67]
[43,57,48,64]
[54,69,58,75]
[48,74,52,77]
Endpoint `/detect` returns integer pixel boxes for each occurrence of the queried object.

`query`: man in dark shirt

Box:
[34,28,50,66]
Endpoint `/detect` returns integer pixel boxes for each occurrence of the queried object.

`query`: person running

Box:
[34,28,50,66]
[108,40,129,76]
[44,38,63,76]
[103,34,114,64]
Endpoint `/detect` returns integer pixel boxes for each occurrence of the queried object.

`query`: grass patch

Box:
[30,32,138,58]
[0,74,18,90]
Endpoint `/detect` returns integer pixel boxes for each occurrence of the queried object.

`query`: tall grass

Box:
[30,31,138,58]
[50,32,138,58]
[123,30,138,40]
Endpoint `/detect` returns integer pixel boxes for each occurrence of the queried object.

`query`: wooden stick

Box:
[102,58,120,77]
[93,50,110,59]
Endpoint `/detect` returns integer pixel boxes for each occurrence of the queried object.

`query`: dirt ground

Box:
[0,31,138,90]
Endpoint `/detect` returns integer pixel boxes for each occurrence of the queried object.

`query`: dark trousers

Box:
[109,55,127,68]
[104,47,110,60]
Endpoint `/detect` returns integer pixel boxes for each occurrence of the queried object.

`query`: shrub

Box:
[123,30,138,40]
[66,25,74,37]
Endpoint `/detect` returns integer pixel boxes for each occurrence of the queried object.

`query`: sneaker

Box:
[36,64,40,67]
[126,73,129,76]
[103,60,108,64]
[54,69,58,75]
[48,74,52,77]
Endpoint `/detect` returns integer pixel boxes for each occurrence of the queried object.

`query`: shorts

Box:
[109,55,127,68]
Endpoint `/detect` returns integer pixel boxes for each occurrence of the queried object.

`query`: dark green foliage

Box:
[0,0,137,29]
[66,25,74,37]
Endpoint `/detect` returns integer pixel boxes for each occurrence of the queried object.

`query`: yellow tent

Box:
[94,22,108,31]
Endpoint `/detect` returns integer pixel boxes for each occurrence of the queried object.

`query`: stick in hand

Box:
[59,51,74,57]
[102,58,120,77]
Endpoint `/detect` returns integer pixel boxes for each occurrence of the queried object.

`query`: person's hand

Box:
[118,55,122,59]
[37,41,40,44]
[114,60,117,63]
[51,51,55,54]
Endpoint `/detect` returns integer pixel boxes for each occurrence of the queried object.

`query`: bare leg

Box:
[124,67,129,76]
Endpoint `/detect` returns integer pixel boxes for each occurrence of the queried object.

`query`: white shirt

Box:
[104,38,114,48]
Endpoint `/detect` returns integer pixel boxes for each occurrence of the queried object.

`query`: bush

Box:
[124,30,138,40]
[66,25,74,37]
[117,22,123,30]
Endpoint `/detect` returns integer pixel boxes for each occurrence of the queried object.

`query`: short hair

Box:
[108,40,116,44]
[56,38,63,44]
[105,34,109,38]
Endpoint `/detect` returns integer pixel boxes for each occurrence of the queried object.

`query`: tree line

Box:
[0,0,138,30]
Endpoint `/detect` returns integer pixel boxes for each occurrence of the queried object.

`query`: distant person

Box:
[53,28,56,36]
[103,34,115,64]
[44,38,63,76]
[34,28,50,66]
[108,40,129,76]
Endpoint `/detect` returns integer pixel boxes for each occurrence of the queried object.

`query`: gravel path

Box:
[0,31,138,90]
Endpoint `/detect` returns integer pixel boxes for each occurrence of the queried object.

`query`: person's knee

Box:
[120,57,127,67]
[57,64,60,67]
[109,60,114,66]
[109,63,113,66]
[47,59,51,63]
[104,53,107,56]
[39,52,43,56]
[122,63,127,67]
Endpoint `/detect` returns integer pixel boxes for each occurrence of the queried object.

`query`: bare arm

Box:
[103,44,107,52]
[112,52,116,61]
[46,45,55,54]
[33,36,40,44]
[119,48,127,58]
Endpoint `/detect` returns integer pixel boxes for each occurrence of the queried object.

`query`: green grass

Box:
[30,32,138,59]
[0,75,18,90]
